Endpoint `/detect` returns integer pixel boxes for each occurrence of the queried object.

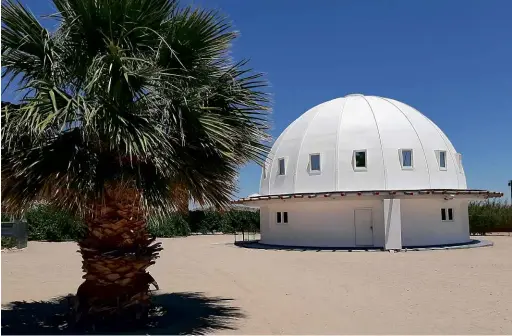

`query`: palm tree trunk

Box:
[74,184,162,327]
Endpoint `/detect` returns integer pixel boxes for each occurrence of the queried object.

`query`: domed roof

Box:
[260,94,467,195]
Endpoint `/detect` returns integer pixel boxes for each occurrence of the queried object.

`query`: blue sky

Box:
[3,0,512,201]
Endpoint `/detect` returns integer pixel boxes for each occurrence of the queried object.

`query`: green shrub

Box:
[469,199,512,235]
[25,204,85,241]
[198,211,224,234]
[149,208,259,236]
[222,209,259,233]
[186,209,259,234]
[3,203,259,242]
[148,213,191,237]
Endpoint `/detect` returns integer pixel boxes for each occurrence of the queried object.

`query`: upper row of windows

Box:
[268,149,460,177]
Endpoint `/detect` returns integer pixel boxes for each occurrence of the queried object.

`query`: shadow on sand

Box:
[1,292,245,335]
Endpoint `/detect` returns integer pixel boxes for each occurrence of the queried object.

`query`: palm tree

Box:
[1,0,270,327]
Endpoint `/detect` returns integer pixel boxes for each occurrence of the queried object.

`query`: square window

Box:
[283,212,288,223]
[277,212,282,223]
[278,158,286,175]
[310,154,321,172]
[354,150,367,169]
[437,150,447,169]
[400,149,413,168]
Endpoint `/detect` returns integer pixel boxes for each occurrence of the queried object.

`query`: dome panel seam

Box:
[292,105,324,193]
[408,105,462,188]
[267,122,295,194]
[380,97,432,188]
[334,99,348,190]
[361,96,388,189]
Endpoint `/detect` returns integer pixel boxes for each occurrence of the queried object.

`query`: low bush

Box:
[183,208,259,234]
[469,199,512,235]
[200,211,224,234]
[223,209,259,233]
[148,213,191,237]
[25,204,86,241]
[2,204,259,242]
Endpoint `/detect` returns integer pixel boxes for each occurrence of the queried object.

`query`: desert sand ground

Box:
[2,235,512,334]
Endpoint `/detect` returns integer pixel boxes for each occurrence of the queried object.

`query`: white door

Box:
[354,208,373,246]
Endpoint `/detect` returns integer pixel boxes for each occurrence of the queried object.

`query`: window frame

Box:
[436,150,447,171]
[399,148,414,170]
[276,211,288,225]
[309,153,321,174]
[278,157,286,176]
[441,208,454,222]
[353,149,368,171]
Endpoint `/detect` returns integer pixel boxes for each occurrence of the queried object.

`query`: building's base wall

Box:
[260,200,385,248]
[259,198,470,248]
[401,199,470,247]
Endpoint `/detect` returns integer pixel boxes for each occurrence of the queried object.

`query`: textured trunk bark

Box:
[74,185,162,328]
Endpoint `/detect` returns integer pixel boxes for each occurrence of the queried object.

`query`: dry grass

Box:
[2,235,512,334]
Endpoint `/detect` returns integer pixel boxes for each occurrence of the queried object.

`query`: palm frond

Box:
[1,0,56,87]
[1,0,271,217]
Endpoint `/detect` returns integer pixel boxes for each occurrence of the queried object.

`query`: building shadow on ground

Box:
[234,239,491,252]
[1,292,245,335]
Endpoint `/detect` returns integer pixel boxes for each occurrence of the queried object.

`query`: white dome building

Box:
[236,94,502,249]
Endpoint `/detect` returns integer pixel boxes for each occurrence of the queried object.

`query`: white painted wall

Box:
[258,198,471,248]
[401,199,470,246]
[260,199,385,248]
[383,198,402,249]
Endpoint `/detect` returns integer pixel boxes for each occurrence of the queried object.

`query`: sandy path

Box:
[2,235,512,334]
